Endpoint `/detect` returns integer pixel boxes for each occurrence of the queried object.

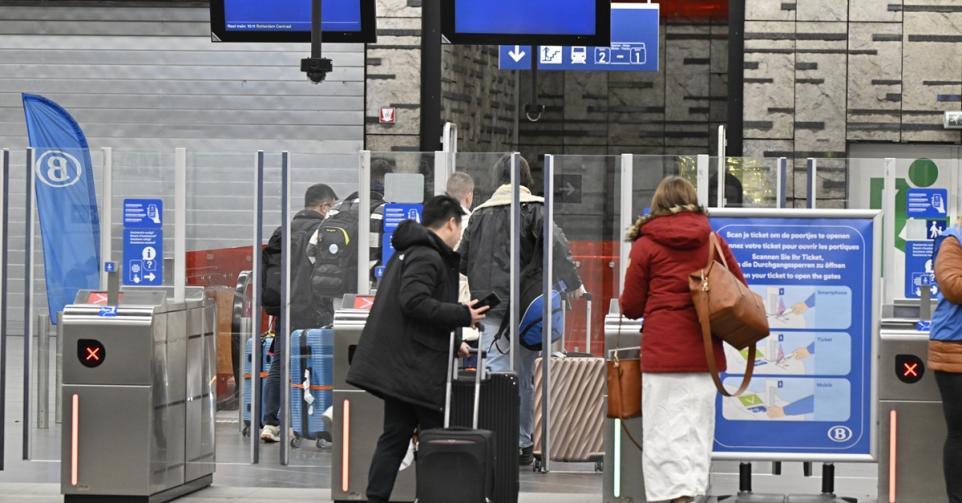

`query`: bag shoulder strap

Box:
[708,232,729,270]
[695,286,755,397]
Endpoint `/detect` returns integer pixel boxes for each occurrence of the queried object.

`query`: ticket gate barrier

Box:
[878,299,946,503]
[61,286,216,503]
[603,300,645,502]
[331,296,416,502]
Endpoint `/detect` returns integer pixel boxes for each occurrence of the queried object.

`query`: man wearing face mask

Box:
[346,195,490,503]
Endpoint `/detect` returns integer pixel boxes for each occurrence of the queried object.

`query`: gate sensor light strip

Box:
[889,409,897,503]
[71,394,79,486]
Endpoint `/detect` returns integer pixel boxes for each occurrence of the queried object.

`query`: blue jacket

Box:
[930,227,962,343]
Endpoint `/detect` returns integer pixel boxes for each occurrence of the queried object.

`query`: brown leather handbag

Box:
[606,345,642,449]
[689,233,769,397]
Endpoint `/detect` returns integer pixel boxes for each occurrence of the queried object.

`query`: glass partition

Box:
[281,151,360,468]
[847,156,962,307]
[712,157,780,209]
[26,148,105,461]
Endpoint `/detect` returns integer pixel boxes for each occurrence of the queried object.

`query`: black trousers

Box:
[936,371,962,503]
[367,397,443,503]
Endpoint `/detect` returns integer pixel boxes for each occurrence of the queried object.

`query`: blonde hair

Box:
[626,176,705,241]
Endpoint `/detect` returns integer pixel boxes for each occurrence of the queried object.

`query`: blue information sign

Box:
[123,199,163,229]
[382,204,423,266]
[905,240,938,299]
[122,198,163,286]
[499,4,659,72]
[906,188,948,219]
[711,215,876,459]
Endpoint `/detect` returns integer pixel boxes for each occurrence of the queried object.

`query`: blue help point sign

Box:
[381,204,423,266]
[122,198,163,286]
[499,3,659,72]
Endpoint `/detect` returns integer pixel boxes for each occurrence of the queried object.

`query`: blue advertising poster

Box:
[381,203,423,266]
[499,4,659,72]
[122,198,163,286]
[711,216,875,458]
[224,0,363,33]
[906,188,948,219]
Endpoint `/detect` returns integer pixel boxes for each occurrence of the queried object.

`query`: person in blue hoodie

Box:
[928,221,962,503]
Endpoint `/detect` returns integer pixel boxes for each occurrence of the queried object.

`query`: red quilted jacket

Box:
[620,211,746,373]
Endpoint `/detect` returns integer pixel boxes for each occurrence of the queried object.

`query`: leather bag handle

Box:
[697,233,755,397]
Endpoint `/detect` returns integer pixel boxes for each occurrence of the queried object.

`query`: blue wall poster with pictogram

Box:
[499,3,659,72]
[122,198,163,286]
[381,203,423,266]
[709,213,877,460]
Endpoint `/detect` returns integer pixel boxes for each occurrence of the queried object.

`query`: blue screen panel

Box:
[443,0,609,46]
[454,0,595,36]
[224,0,361,33]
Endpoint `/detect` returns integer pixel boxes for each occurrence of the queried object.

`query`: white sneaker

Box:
[322,406,334,431]
[260,425,280,443]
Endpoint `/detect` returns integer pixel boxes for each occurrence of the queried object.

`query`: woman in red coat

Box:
[620,176,746,503]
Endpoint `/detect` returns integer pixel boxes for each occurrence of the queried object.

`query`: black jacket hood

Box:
[392,220,453,257]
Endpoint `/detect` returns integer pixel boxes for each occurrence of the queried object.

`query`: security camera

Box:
[301,57,334,84]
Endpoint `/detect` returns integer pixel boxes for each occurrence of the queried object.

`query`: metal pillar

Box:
[419,0,442,151]
[280,152,291,465]
[250,150,265,464]
[539,154,555,473]
[23,148,35,460]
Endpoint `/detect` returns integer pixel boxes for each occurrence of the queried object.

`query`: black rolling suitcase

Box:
[451,371,520,503]
[416,335,496,503]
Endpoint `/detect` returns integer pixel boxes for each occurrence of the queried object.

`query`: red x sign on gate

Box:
[903,363,918,378]
[78,340,106,368]
[896,354,924,384]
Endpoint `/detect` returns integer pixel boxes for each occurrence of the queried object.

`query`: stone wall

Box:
[516,21,730,157]
[441,44,517,152]
[742,0,962,206]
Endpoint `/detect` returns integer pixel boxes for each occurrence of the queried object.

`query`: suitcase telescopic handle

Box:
[443,332,485,429]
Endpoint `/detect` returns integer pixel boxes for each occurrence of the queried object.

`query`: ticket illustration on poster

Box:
[711,215,877,458]
[724,332,852,376]
[721,378,851,423]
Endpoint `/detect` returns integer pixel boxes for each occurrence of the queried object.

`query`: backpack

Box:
[261,215,325,324]
[497,229,565,351]
[261,230,283,316]
[310,195,384,298]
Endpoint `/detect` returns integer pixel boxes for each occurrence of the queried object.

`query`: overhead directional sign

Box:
[499,3,659,72]
[122,198,163,286]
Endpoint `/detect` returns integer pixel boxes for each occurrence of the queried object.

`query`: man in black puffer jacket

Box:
[347,195,489,503]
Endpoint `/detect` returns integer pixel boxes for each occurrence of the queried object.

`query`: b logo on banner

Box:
[35,150,82,188]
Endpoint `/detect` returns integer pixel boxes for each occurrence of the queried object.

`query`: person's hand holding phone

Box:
[468,300,490,327]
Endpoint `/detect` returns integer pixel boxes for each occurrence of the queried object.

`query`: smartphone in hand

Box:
[472,292,502,310]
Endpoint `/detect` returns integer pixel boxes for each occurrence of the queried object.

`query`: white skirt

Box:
[642,372,716,501]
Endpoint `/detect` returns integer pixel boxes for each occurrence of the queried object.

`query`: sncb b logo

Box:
[827,425,853,443]
[35,150,82,188]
